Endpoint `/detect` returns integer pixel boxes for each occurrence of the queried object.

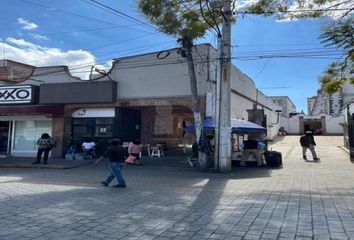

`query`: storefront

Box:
[0,85,64,157]
[70,107,141,156]
[0,116,53,157]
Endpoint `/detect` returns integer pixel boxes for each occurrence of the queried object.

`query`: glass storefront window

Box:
[13,120,52,151]
[72,117,114,140]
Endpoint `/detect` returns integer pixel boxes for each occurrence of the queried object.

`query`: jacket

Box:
[300,135,316,147]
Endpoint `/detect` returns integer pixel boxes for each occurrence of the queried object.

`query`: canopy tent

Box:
[184,118,267,134]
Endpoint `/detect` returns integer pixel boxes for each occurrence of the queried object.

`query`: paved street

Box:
[0,136,353,240]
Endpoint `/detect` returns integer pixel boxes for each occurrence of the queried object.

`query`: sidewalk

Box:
[0,157,94,169]
[0,135,353,240]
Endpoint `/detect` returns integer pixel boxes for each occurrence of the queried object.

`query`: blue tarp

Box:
[184,118,267,134]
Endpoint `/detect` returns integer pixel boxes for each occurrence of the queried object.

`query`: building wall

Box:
[0,44,295,156]
[110,44,212,100]
[0,60,34,83]
[284,114,344,135]
[326,115,345,134]
[269,96,296,117]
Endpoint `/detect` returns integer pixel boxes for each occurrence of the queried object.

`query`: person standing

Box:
[300,131,319,161]
[95,139,128,188]
[240,138,265,167]
[127,139,142,165]
[199,134,214,169]
[33,133,55,165]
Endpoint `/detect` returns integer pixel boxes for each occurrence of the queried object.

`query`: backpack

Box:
[299,136,308,147]
[49,138,57,148]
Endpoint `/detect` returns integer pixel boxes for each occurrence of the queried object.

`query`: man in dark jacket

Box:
[240,138,266,167]
[300,131,319,161]
[96,139,129,188]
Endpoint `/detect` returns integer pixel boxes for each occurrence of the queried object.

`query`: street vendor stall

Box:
[184,118,267,163]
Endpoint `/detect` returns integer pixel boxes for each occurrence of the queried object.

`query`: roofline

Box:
[113,43,214,62]
[269,96,296,108]
[0,59,35,68]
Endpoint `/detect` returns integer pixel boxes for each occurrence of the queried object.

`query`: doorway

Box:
[0,121,10,155]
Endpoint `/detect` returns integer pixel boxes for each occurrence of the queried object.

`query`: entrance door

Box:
[115,108,141,142]
[0,121,10,155]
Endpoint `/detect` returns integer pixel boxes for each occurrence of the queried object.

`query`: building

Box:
[307,83,354,116]
[0,44,285,158]
[269,96,296,117]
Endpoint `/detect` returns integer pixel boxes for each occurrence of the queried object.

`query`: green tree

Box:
[320,18,353,93]
[138,0,224,147]
[245,0,353,93]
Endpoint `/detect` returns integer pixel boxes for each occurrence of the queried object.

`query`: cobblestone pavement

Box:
[0,136,353,240]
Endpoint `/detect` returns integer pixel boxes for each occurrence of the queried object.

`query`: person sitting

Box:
[82,137,96,158]
[240,138,265,167]
[127,139,142,165]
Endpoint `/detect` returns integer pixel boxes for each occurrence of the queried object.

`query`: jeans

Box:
[36,148,52,163]
[104,162,126,186]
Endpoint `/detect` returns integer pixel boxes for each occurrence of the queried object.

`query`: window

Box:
[72,118,114,140]
[13,120,52,151]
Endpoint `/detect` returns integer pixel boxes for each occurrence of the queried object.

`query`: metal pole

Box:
[218,0,232,173]
[214,34,222,172]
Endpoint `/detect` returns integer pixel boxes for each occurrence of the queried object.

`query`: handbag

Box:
[125,155,136,164]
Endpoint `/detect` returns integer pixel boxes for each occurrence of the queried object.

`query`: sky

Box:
[0,0,343,113]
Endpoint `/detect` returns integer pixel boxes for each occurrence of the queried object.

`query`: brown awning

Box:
[0,105,64,116]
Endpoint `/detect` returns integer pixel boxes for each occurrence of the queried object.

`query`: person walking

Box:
[33,133,55,165]
[95,139,128,188]
[300,131,319,161]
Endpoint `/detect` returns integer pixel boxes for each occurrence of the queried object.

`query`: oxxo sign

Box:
[0,85,34,104]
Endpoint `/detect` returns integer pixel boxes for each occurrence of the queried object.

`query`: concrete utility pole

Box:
[217,0,232,173]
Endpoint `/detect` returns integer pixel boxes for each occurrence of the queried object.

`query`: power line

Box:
[17,0,118,26]
[16,50,343,81]
[85,0,157,31]
[236,7,354,15]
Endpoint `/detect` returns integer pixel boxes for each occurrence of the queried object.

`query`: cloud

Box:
[4,37,97,79]
[30,34,49,41]
[17,18,38,30]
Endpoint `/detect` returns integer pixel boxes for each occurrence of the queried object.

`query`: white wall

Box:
[111,44,212,99]
[21,66,91,85]
[287,115,301,134]
[326,115,345,134]
[283,114,344,135]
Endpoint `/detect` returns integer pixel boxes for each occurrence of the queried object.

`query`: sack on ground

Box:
[125,155,136,164]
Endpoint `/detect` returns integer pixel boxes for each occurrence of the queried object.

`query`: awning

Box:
[184,118,267,134]
[0,105,64,117]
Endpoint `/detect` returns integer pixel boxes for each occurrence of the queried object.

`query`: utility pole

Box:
[217,0,232,173]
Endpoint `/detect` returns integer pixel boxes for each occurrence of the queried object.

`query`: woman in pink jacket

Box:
[128,139,142,165]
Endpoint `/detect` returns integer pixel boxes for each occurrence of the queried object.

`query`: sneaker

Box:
[113,184,126,188]
[303,156,307,160]
[100,181,108,186]
[314,158,320,161]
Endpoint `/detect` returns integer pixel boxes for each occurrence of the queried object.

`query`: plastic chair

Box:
[150,144,164,157]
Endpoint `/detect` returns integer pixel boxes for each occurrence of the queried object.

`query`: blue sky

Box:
[0,0,340,113]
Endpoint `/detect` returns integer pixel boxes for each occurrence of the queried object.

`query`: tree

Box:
[244,0,353,94]
[138,0,224,168]
[320,17,353,93]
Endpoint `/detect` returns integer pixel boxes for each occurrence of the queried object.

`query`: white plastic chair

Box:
[150,144,164,157]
